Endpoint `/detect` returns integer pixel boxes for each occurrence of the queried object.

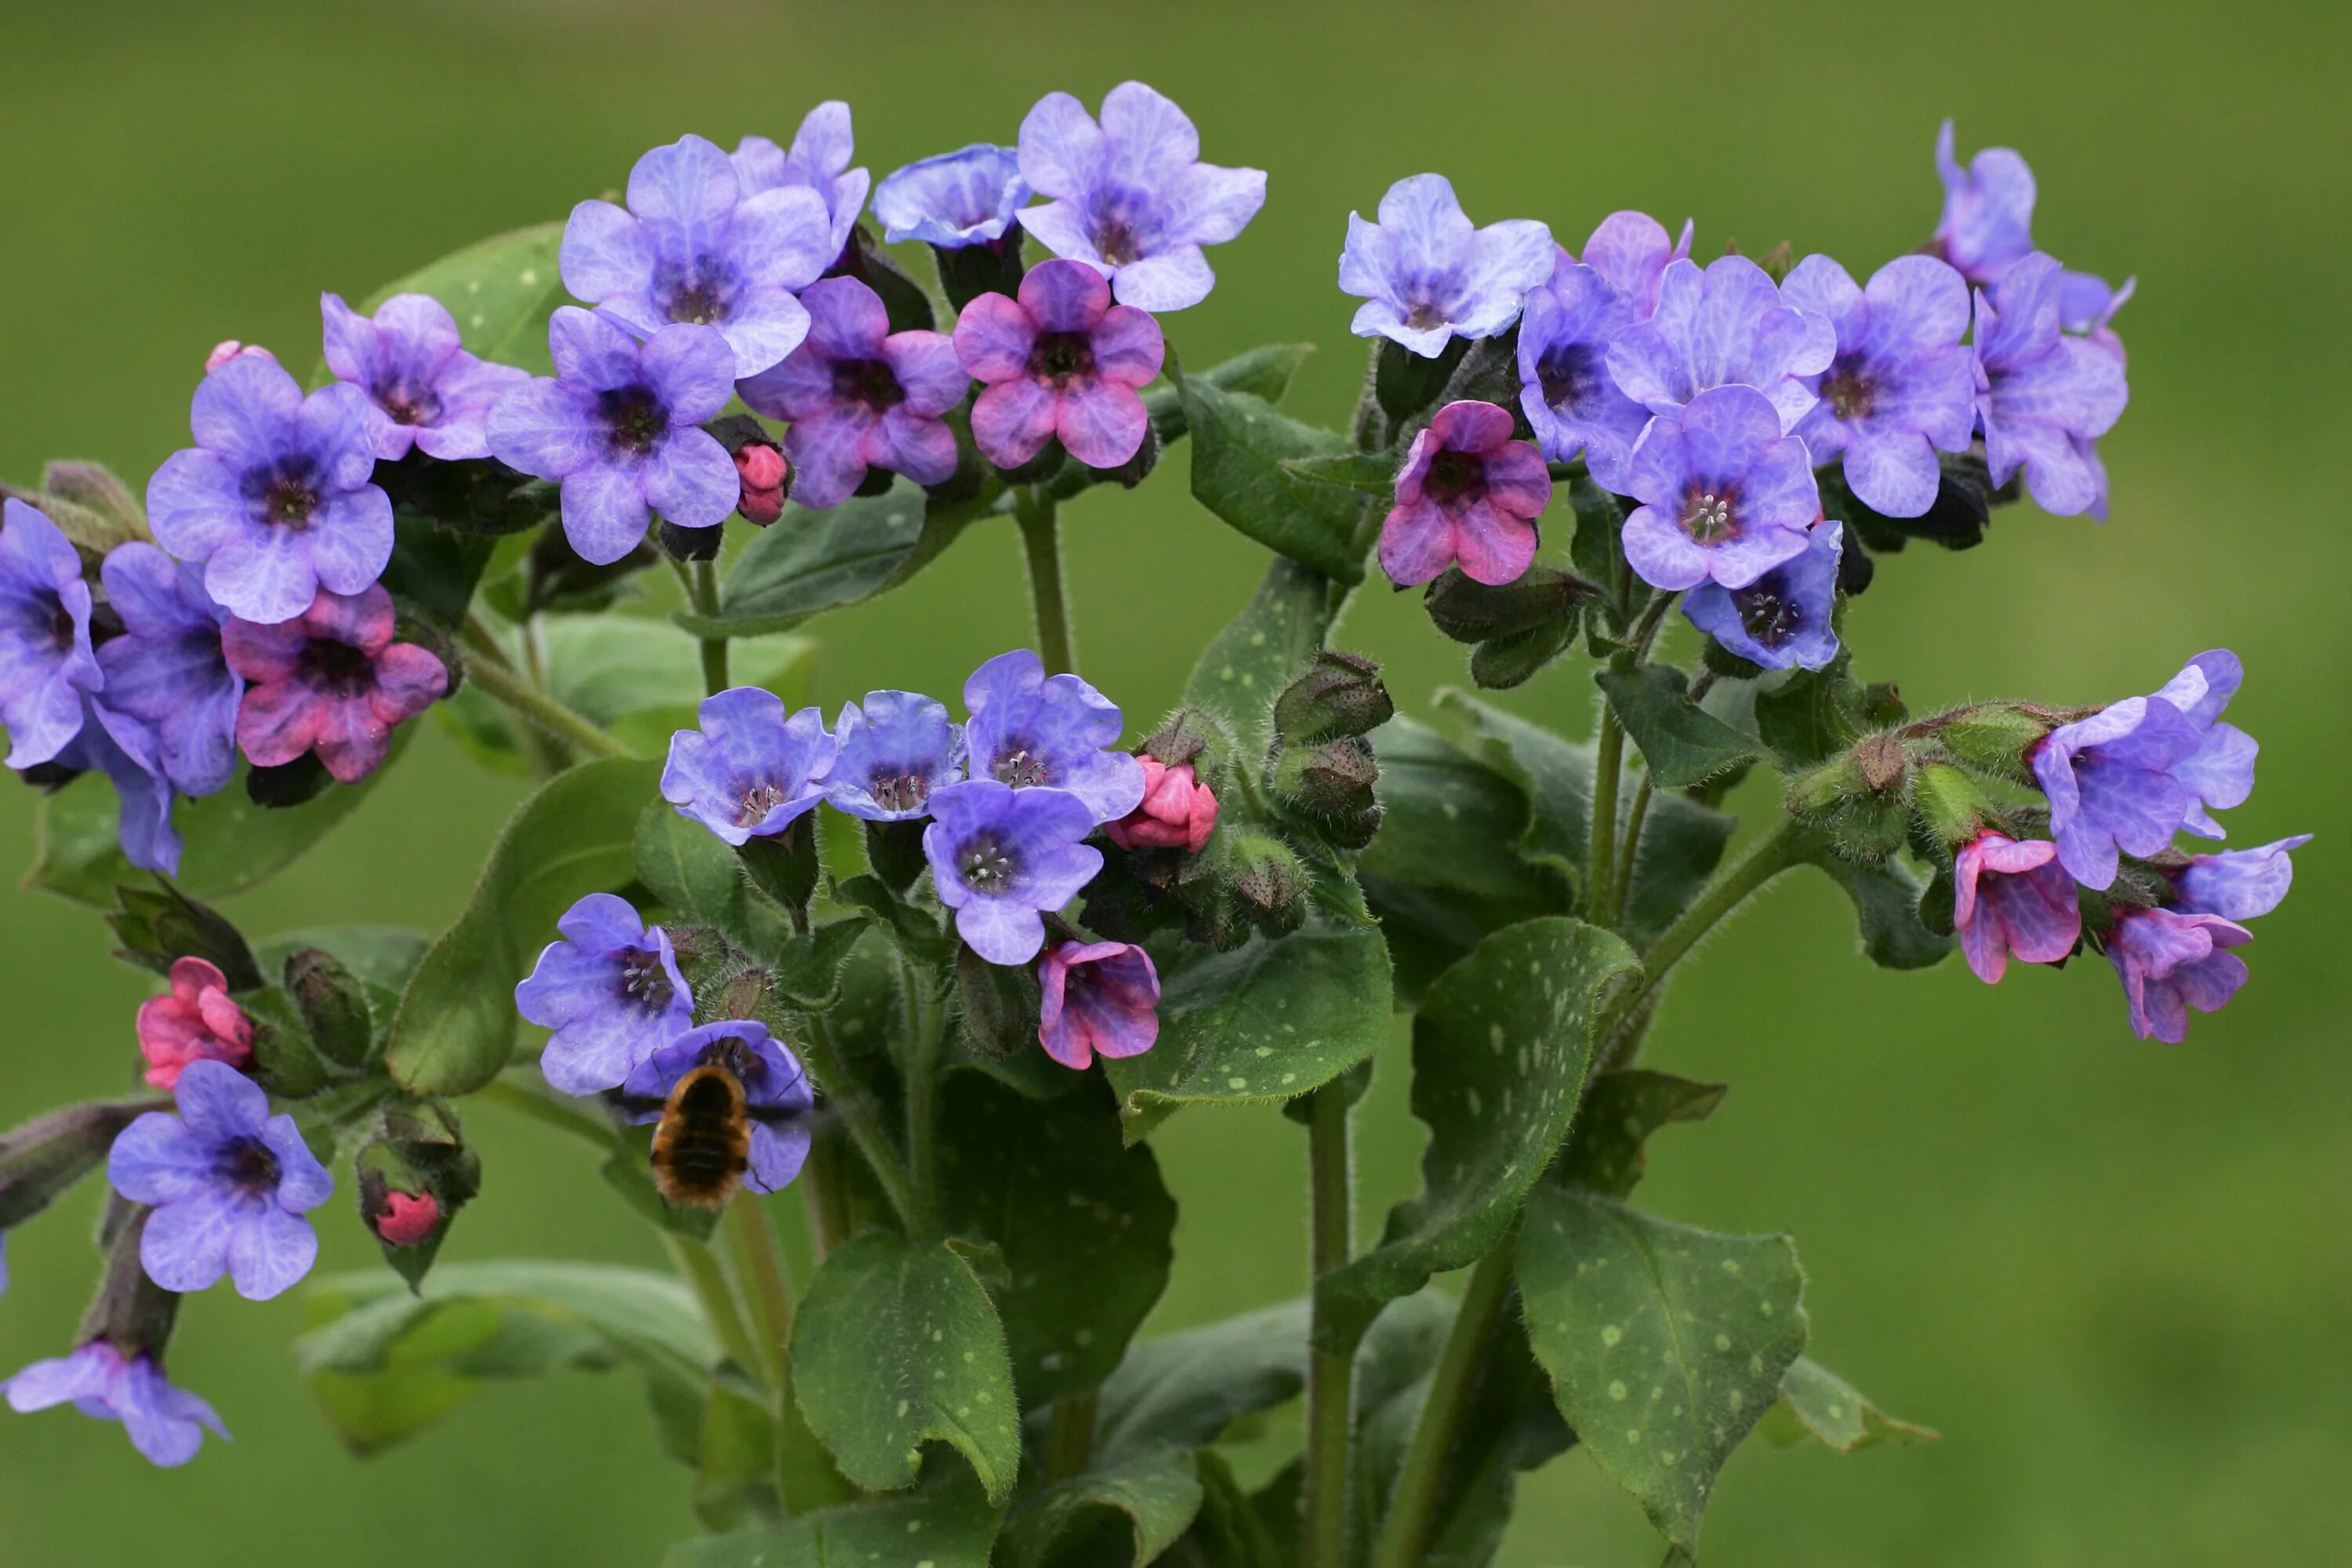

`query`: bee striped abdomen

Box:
[650,1065,752,1210]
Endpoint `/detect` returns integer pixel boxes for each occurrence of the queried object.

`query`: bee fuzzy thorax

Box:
[649,1064,753,1210]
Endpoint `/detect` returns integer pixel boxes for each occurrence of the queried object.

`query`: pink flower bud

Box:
[1104,756,1218,854]
[734,441,789,525]
[373,1190,441,1247]
[135,957,254,1091]
[203,340,277,375]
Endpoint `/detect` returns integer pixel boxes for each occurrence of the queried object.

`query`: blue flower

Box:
[560,134,835,379]
[1620,384,1820,593]
[874,143,1028,249]
[94,543,241,797]
[1973,253,2129,519]
[321,292,531,462]
[1338,173,1552,358]
[144,355,391,626]
[54,696,181,876]
[661,686,837,846]
[623,1022,815,1195]
[2170,835,2311,922]
[1932,120,2131,337]
[516,892,696,1095]
[1016,82,1267,312]
[5,1340,227,1468]
[732,102,872,267]
[1682,521,1843,670]
[924,780,1104,966]
[0,499,102,769]
[1606,256,1837,434]
[962,650,1143,824]
[1516,248,1652,492]
[824,690,964,822]
[107,1059,332,1301]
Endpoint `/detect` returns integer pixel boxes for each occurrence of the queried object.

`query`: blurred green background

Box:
[2,1,2345,1563]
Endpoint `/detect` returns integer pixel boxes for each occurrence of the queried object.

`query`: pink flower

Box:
[953,259,1164,470]
[135,957,253,1091]
[1103,757,1218,853]
[1953,832,2082,983]
[2106,906,2252,1044]
[1036,940,1160,1070]
[1378,400,1551,587]
[203,340,276,374]
[223,583,448,783]
[372,1191,441,1247]
[734,441,789,525]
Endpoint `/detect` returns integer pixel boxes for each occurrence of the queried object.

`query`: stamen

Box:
[736,781,789,826]
[993,746,1050,789]
[958,833,1017,894]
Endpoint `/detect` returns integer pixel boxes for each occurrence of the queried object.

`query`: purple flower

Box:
[735,278,967,509]
[1575,211,1693,318]
[622,1021,814,1194]
[517,893,695,1096]
[953,260,1164,471]
[1338,173,1552,357]
[1015,82,1266,312]
[95,543,241,797]
[874,144,1028,248]
[661,686,837,847]
[2105,906,2252,1044]
[961,649,1144,824]
[1973,253,2129,519]
[1606,256,1837,434]
[223,583,448,785]
[732,102,872,267]
[1036,940,1160,1070]
[560,134,834,379]
[1377,400,1551,588]
[2171,835,2311,922]
[53,697,182,876]
[824,690,964,822]
[0,499,102,768]
[1779,255,1976,518]
[1952,831,2082,984]
[321,292,531,462]
[486,308,739,564]
[924,779,1104,966]
[107,1058,332,1301]
[143,355,391,626]
[1932,121,2131,331]
[5,1341,227,1468]
[2031,651,2256,890]
[1621,384,1820,592]
[1680,520,1842,670]
[1515,250,1651,492]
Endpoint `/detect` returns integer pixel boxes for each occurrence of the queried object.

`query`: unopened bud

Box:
[203,341,275,374]
[372,1191,441,1247]
[1911,763,1988,849]
[283,948,372,1069]
[1422,565,1593,645]
[1142,707,1232,778]
[1105,757,1219,854]
[1853,732,1908,794]
[734,442,789,526]
[1276,736,1380,819]
[1225,833,1308,936]
[1273,652,1394,745]
[1935,702,2052,783]
[356,1102,481,1289]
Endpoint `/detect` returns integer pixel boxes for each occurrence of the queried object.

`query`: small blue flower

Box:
[873,144,1028,249]
[54,696,181,876]
[661,686,837,846]
[924,779,1104,966]
[321,292,531,463]
[1606,256,1837,434]
[2171,835,2312,922]
[0,499,102,770]
[516,892,696,1096]
[1338,173,1552,358]
[1516,249,1650,493]
[1619,384,1820,593]
[824,690,964,822]
[1973,253,2129,519]
[962,650,1144,824]
[732,101,872,267]
[94,543,241,797]
[1682,521,1844,671]
[623,1021,815,1195]
[107,1059,332,1301]
[5,1340,228,1468]
[1932,120,2131,336]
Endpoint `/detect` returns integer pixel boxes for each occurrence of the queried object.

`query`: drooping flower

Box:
[144,354,391,626]
[1515,250,1652,492]
[735,277,967,508]
[516,893,696,1096]
[4,1341,228,1468]
[924,780,1105,965]
[1680,520,1843,670]
[52,698,182,876]
[136,957,253,1092]
[1931,121,2131,328]
[321,292,531,462]
[0,499,102,769]
[1377,400,1551,588]
[1606,255,1837,434]
[1972,252,2130,519]
[961,649,1144,824]
[2170,835,2312,921]
[1952,831,2082,984]
[1338,173,1552,357]
[1036,940,1160,1069]
[2105,906,2252,1044]
[2031,650,2256,889]
[222,583,448,784]
[732,102,872,267]
[873,144,1029,248]
[1620,383,1820,592]
[1778,254,1976,517]
[953,260,1165,470]
[1103,756,1218,853]
[822,690,964,821]
[107,1058,332,1301]
[485,308,739,563]
[560,135,834,379]
[622,1021,815,1194]
[1015,82,1266,312]
[661,686,837,846]
[95,543,241,797]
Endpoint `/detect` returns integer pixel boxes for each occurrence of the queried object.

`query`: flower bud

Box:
[1105,757,1219,854]
[955,941,1041,1060]
[1422,565,1593,645]
[1273,652,1394,745]
[658,518,724,561]
[735,443,789,525]
[1224,832,1308,937]
[282,947,373,1069]
[1785,737,1911,862]
[1273,735,1384,847]
[1935,702,2053,783]
[372,1191,441,1247]
[202,340,274,374]
[1142,706,1233,779]
[739,814,821,914]
[1911,763,1990,850]
[135,958,255,1091]
[864,818,931,893]
[107,884,260,993]
[356,1102,481,1290]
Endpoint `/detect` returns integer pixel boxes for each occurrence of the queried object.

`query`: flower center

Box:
[379,386,441,427]
[1735,579,1803,647]
[992,742,1050,789]
[1681,488,1737,544]
[1029,332,1096,388]
[669,278,729,326]
[299,638,376,699]
[735,781,789,826]
[601,387,669,457]
[832,358,906,413]
[263,475,319,528]
[868,768,931,813]
[1824,355,1875,420]
[219,1135,281,1199]
[1404,298,1448,332]
[958,832,1017,894]
[1424,449,1486,507]
[49,600,76,652]
[1537,342,1602,413]
[617,947,674,1011]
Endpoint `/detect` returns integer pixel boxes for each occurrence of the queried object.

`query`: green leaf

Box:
[936,1076,1174,1406]
[1176,361,1365,583]
[1182,557,1334,752]
[347,221,568,378]
[1515,1191,1808,1552]
[677,481,989,641]
[1102,926,1392,1138]
[631,798,788,954]
[1143,343,1315,442]
[1319,918,1639,1350]
[254,926,430,993]
[1762,1356,1938,1453]
[999,1446,1205,1568]
[1567,477,1646,647]
[692,1374,780,1530]
[1555,1070,1727,1200]
[387,757,660,1096]
[1596,663,1769,789]
[1279,448,1399,494]
[665,1465,1005,1568]
[1751,655,1867,769]
[1169,1449,1287,1568]
[789,1232,1022,1501]
[1794,842,1955,971]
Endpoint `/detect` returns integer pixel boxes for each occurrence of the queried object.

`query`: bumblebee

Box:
[622,1038,818,1211]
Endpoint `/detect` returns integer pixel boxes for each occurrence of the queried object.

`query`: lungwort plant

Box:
[0,86,2307,1566]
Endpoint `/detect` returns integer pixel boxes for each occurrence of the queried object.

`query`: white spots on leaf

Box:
[1227,1076,1248,1090]
[1465,1088,1483,1116]
[1728,1391,1744,1413]
[519,267,539,285]
[1719,1259,1742,1276]
[1713,1333,1731,1352]
[1488,1022,1505,1053]
[1601,1324,1622,1347]
[896,1399,909,1417]
[1608,1380,1628,1401]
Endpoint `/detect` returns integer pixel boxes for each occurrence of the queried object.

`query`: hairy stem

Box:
[724,1197,801,1508]
[476,1069,616,1147]
[1302,1084,1357,1568]
[690,558,730,694]
[898,955,946,1231]
[1043,1388,1100,1484]
[1617,815,1809,1031]
[1585,706,1625,924]
[666,1232,765,1388]
[1015,488,1076,675]
[1610,775,1657,927]
[464,651,627,760]
[797,1015,924,1236]
[1367,1230,1518,1568]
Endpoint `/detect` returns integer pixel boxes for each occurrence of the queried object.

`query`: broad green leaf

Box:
[998,1446,1205,1568]
[1318,918,1639,1350]
[1554,1069,1727,1200]
[692,1374,779,1531]
[253,926,430,991]
[1515,1190,1808,1552]
[1751,656,1867,769]
[1169,1449,1287,1568]
[387,757,660,1095]
[351,221,568,378]
[1795,841,1955,971]
[1176,362,1365,583]
[1279,448,1399,494]
[632,798,788,956]
[676,481,990,640]
[1102,926,1392,1137]
[665,1465,1005,1568]
[1596,664,1769,789]
[1762,1356,1938,1453]
[1182,556,1334,751]
[936,1076,1174,1406]
[789,1231,1022,1501]
[1043,344,1318,505]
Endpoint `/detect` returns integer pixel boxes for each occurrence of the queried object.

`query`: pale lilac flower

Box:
[53,698,181,876]
[622,1022,813,1194]
[823,690,964,822]
[516,893,695,1096]
[1036,940,1160,1069]
[1338,173,1552,356]
[1932,120,2132,332]
[222,583,447,784]
[1377,399,1550,588]
[1516,250,1650,492]
[924,780,1103,965]
[1953,832,2082,984]
[953,260,1163,470]
[874,144,1028,248]
[321,292,530,461]
[1620,384,1819,592]
[733,102,872,266]
[1606,256,1837,433]
[1973,253,2130,519]
[0,499,102,769]
[661,686,837,846]
[1575,211,1693,317]
[2105,906,2252,1044]
[4,1341,227,1468]
[961,649,1144,824]
[2170,835,2311,922]
[1680,520,1842,670]
[95,543,241,796]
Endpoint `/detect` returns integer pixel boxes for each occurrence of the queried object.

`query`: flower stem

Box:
[1043,1388,1100,1483]
[724,1196,803,1508]
[1015,488,1076,675]
[1613,815,1810,1036]
[797,1014,924,1236]
[1585,706,1625,924]
[691,558,730,694]
[666,1232,765,1389]
[898,955,945,1231]
[1302,1084,1357,1568]
[1610,775,1657,927]
[464,654,629,761]
[476,1069,617,1148]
